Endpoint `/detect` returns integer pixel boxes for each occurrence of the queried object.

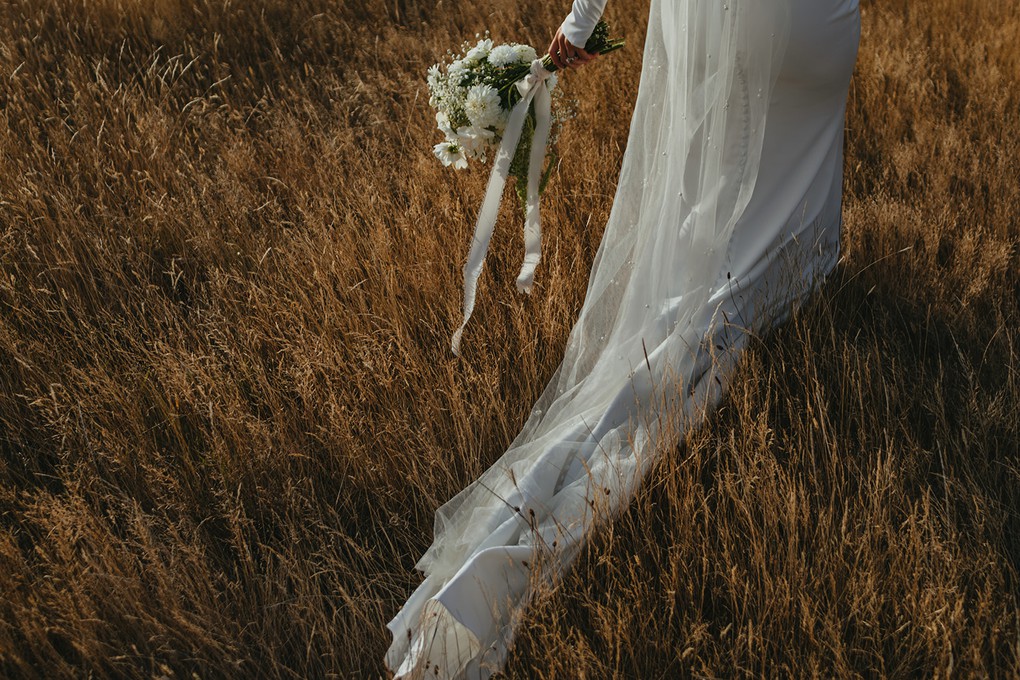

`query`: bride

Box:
[387,0,861,677]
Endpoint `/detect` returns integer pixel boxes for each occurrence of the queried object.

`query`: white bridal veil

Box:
[388,0,793,676]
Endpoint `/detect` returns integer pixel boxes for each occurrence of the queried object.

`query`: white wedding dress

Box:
[387,0,861,677]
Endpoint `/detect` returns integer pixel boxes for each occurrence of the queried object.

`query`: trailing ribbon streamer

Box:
[451,59,554,356]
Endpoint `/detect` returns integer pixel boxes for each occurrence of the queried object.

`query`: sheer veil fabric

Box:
[386,0,860,677]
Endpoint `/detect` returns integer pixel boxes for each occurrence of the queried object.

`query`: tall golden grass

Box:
[0,0,1017,677]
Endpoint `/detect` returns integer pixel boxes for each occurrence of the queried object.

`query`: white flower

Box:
[447,59,469,83]
[466,38,493,62]
[427,64,442,88]
[436,111,457,140]
[458,126,496,160]
[464,84,503,128]
[513,44,538,64]
[433,141,468,170]
[487,45,518,68]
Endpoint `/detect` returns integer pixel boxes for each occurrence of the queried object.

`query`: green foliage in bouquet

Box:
[501,21,626,216]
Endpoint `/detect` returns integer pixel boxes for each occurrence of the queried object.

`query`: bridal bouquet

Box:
[428,39,550,171]
[429,21,624,186]
[427,22,625,355]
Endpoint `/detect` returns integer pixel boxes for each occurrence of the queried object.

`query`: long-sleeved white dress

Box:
[387,1,861,677]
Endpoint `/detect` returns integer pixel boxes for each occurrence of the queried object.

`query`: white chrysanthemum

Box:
[487,44,518,68]
[513,44,538,64]
[466,38,493,62]
[458,126,496,160]
[433,141,468,170]
[464,84,503,128]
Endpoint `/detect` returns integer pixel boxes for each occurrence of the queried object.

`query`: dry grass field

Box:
[1,0,1018,677]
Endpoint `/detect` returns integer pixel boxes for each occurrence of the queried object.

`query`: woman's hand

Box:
[547,27,597,71]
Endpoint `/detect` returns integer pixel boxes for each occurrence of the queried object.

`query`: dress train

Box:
[386,0,860,676]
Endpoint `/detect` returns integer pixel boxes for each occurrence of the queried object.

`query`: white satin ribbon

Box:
[451,59,553,356]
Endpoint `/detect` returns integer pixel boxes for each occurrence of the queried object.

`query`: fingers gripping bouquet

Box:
[427,22,624,355]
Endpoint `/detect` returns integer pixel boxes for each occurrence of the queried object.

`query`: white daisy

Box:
[464,84,503,129]
[433,141,468,170]
[487,45,518,68]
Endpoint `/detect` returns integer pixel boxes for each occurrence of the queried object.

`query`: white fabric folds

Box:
[451,59,554,356]
[386,0,860,677]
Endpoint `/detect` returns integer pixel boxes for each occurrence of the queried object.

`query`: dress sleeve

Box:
[560,0,609,49]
